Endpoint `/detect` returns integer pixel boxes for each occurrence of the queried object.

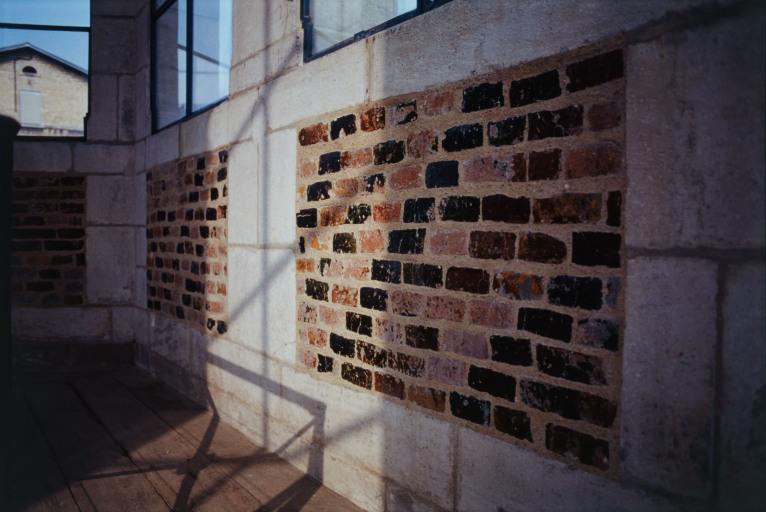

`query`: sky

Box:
[0,0,90,70]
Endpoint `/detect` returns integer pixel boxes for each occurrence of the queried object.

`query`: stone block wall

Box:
[11,174,86,306]
[146,148,229,336]
[295,46,626,473]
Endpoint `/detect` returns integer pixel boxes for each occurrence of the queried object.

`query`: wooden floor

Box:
[9,365,364,512]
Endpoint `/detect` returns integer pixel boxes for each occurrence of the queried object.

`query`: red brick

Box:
[374,373,405,399]
[296,258,316,273]
[359,230,385,253]
[334,178,360,198]
[422,90,454,116]
[299,160,316,177]
[533,193,601,224]
[361,107,385,131]
[389,165,422,190]
[427,357,467,385]
[307,327,327,347]
[441,329,488,359]
[429,229,467,255]
[376,318,404,344]
[331,285,358,306]
[407,130,438,159]
[343,260,370,280]
[587,102,621,131]
[464,154,526,182]
[373,202,402,223]
[391,290,426,317]
[300,349,317,368]
[493,272,544,300]
[341,148,373,168]
[321,259,344,278]
[308,232,330,251]
[469,299,514,329]
[424,296,465,322]
[299,123,328,145]
[320,206,347,227]
[319,305,343,326]
[408,384,446,412]
[565,142,622,179]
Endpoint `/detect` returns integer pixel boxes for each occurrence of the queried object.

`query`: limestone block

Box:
[86,227,135,303]
[74,143,134,174]
[146,124,179,168]
[621,257,718,497]
[13,141,71,172]
[112,306,137,342]
[90,18,136,74]
[86,74,118,141]
[232,0,300,65]
[230,33,302,96]
[227,140,259,245]
[87,175,134,225]
[118,75,136,142]
[626,14,765,249]
[259,128,296,246]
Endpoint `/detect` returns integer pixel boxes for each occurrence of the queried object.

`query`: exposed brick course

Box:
[295,47,625,474]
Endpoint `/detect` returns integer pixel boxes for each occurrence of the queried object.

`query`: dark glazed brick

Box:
[481,195,530,223]
[341,363,372,389]
[374,373,405,399]
[405,325,439,351]
[299,236,305,253]
[317,354,334,373]
[361,107,385,131]
[394,101,418,125]
[518,233,567,263]
[442,124,483,152]
[439,196,480,222]
[607,191,622,227]
[487,116,526,146]
[12,228,56,239]
[450,392,490,425]
[299,123,328,145]
[39,269,60,279]
[528,106,583,140]
[547,276,603,311]
[495,406,533,441]
[330,333,356,357]
[575,319,619,352]
[388,229,426,254]
[305,279,329,301]
[566,49,624,92]
[357,341,389,367]
[346,204,371,224]
[206,207,218,220]
[520,380,617,427]
[319,152,342,174]
[537,345,607,385]
[425,161,459,188]
[217,168,227,181]
[518,307,572,342]
[510,70,561,107]
[462,82,504,112]
[446,267,490,294]
[44,241,83,251]
[403,198,435,223]
[490,336,533,367]
[389,352,426,378]
[469,231,515,260]
[546,424,609,470]
[27,282,54,292]
[403,263,443,288]
[364,173,385,192]
[572,232,621,268]
[468,366,516,402]
[330,114,356,139]
[197,157,206,169]
[528,149,561,181]
[346,312,372,336]
[333,233,356,253]
[217,321,228,335]
[307,181,332,202]
[374,140,405,165]
[533,193,601,224]
[408,385,447,412]
[371,259,401,283]
[360,287,388,311]
[296,208,317,228]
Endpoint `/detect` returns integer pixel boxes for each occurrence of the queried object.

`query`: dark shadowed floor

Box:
[9,364,364,512]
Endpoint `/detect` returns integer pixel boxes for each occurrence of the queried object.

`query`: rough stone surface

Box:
[12,307,111,342]
[86,227,135,304]
[87,176,134,225]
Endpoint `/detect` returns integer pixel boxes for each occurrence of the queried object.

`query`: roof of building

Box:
[0,43,87,76]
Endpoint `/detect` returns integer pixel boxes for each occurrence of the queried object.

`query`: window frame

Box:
[151,0,231,133]
[0,20,91,141]
[301,0,453,62]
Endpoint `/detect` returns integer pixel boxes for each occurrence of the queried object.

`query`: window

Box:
[0,0,90,138]
[301,0,453,61]
[152,0,233,131]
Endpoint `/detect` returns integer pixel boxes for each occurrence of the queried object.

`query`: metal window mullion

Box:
[0,22,88,32]
[186,0,193,116]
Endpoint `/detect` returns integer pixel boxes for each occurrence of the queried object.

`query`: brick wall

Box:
[295,47,625,473]
[146,149,229,335]
[11,174,86,306]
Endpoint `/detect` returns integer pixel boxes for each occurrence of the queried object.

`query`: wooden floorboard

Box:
[10,366,365,512]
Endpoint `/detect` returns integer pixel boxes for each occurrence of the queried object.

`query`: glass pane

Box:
[309,0,417,54]
[0,0,89,27]
[192,0,232,111]
[0,28,89,136]
[155,0,187,129]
